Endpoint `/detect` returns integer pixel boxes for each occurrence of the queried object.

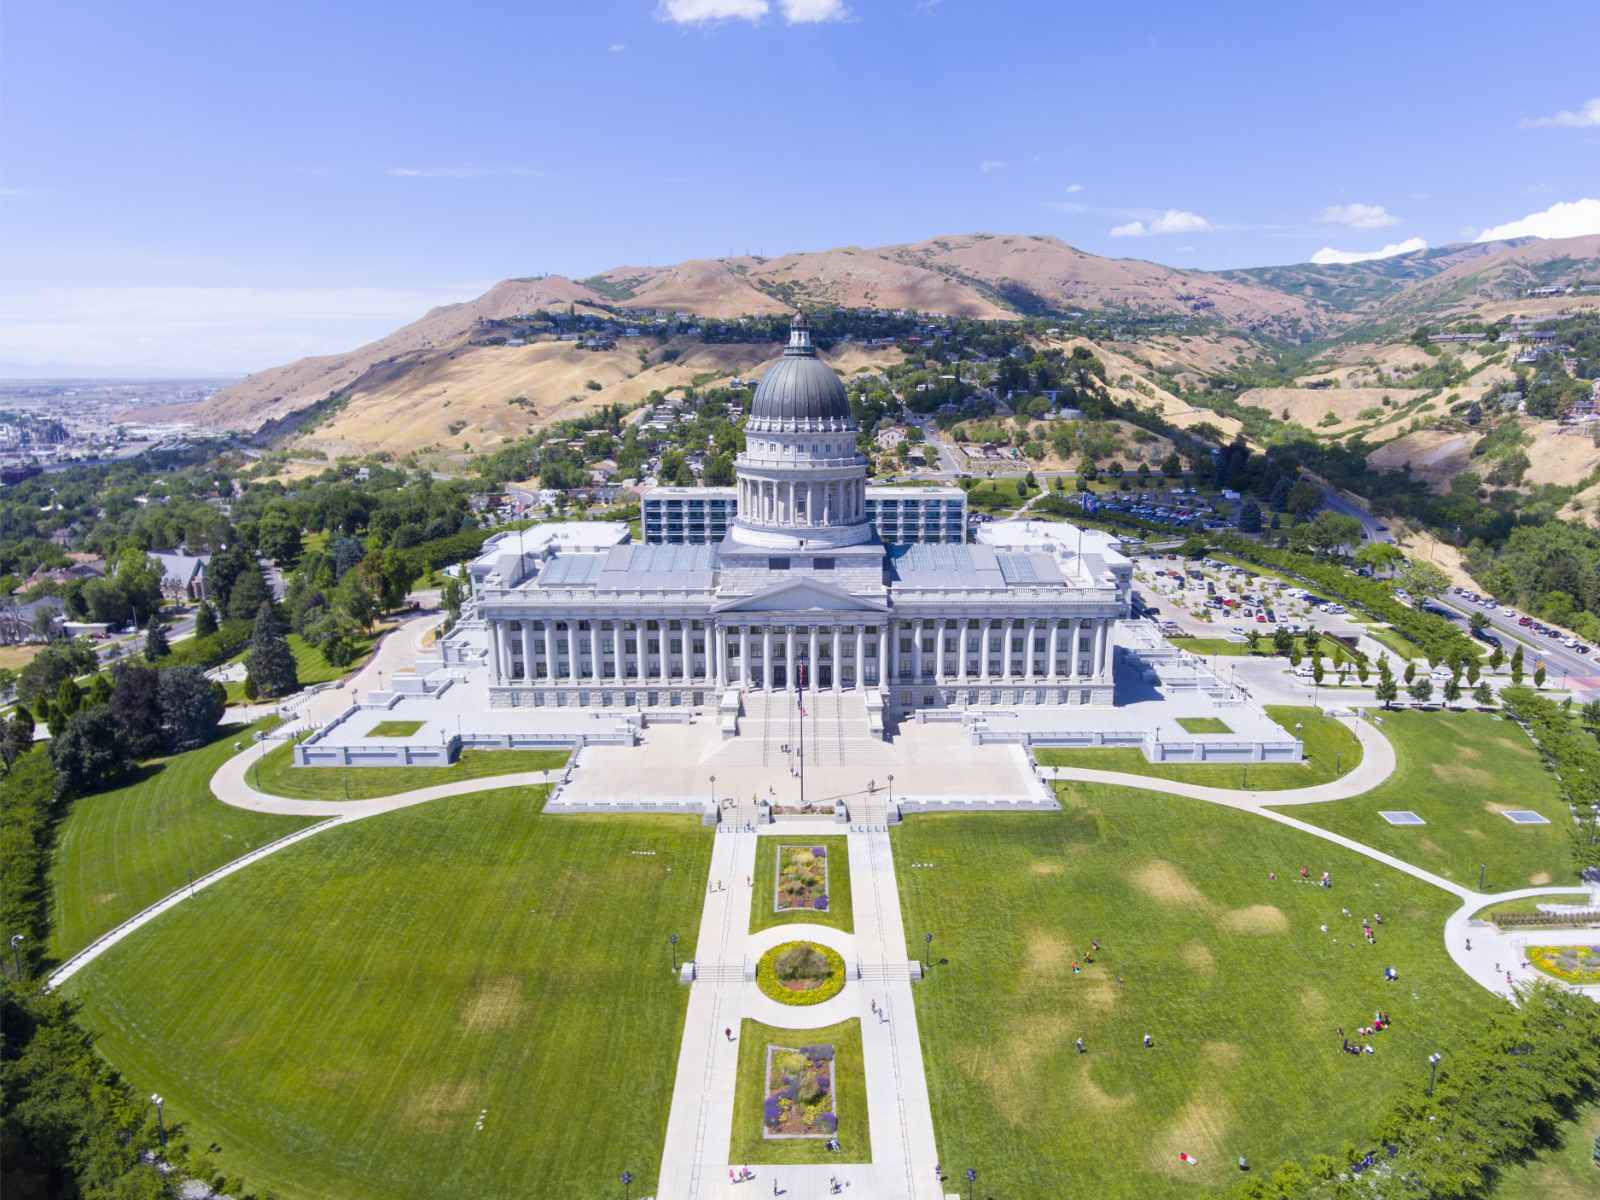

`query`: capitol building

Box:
[468,314,1132,721]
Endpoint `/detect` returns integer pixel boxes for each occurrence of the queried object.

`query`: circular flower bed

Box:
[756,940,846,1006]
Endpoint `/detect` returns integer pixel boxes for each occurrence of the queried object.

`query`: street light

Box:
[620,1169,633,1200]
[668,932,679,972]
[150,1093,167,1149]
[1478,863,1487,892]
[888,773,895,809]
[709,774,716,809]
[8,933,23,979]
[923,931,933,972]
[965,1167,977,1200]
[1427,1051,1442,1097]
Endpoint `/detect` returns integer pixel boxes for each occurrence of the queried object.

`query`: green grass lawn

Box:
[1357,621,1427,661]
[250,739,569,801]
[1172,636,1361,667]
[1170,637,1249,656]
[48,721,317,961]
[1487,1100,1600,1200]
[224,630,384,703]
[1273,710,1572,889]
[65,787,712,1200]
[367,719,424,737]
[1035,705,1361,790]
[965,479,1039,515]
[750,835,854,935]
[894,784,1497,1200]
[729,1018,868,1166]
[1176,717,1231,734]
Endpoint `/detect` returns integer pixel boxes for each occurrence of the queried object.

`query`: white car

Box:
[1230,625,1246,635]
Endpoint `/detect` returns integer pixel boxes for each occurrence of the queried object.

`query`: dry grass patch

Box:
[1182,942,1216,975]
[403,1080,477,1133]
[462,976,525,1032]
[1219,905,1288,935]
[1202,1041,1242,1069]
[1133,860,1207,908]
[1298,987,1328,1019]
[1149,1091,1234,1176]
[965,1015,1072,1125]
[1029,861,1065,876]
[1076,1061,1133,1110]
[1529,871,1552,886]
[1433,763,1494,787]
[1023,930,1069,977]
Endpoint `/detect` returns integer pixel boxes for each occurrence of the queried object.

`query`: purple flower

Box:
[763,1096,782,1125]
[812,846,827,857]
[801,1044,836,1061]
[814,895,829,911]
[817,1113,838,1134]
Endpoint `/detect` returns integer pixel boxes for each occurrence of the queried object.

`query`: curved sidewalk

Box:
[1040,711,1396,808]
[1443,887,1600,1001]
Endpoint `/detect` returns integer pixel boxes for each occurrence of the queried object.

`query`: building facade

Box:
[471,314,1130,716]
[642,485,967,545]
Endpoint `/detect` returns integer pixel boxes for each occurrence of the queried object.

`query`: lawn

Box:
[250,738,569,801]
[1275,710,1573,889]
[750,835,854,935]
[48,720,317,961]
[965,479,1039,516]
[894,784,1497,1200]
[1487,1100,1600,1200]
[1169,637,1249,656]
[729,1018,868,1166]
[1035,705,1361,790]
[367,719,424,737]
[1358,621,1427,661]
[1173,635,1361,667]
[1176,717,1231,734]
[224,630,385,703]
[65,787,713,1200]
[0,643,42,669]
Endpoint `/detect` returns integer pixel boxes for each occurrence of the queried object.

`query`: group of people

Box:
[1339,1008,1393,1057]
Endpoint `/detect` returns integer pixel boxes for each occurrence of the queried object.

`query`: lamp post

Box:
[888,773,895,810]
[965,1167,977,1200]
[1478,863,1486,892]
[150,1093,166,1149]
[668,933,679,973]
[1427,1052,1442,1097]
[9,933,23,979]
[709,774,716,809]
[923,931,933,972]
[620,1169,633,1200]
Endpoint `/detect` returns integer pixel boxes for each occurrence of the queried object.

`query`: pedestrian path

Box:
[655,820,944,1200]
[1444,886,1600,1002]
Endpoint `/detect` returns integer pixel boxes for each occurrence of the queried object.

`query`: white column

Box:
[658,621,670,684]
[1070,618,1083,679]
[634,621,647,685]
[741,625,752,686]
[785,625,796,688]
[979,619,991,681]
[1094,618,1108,679]
[832,625,842,692]
[715,625,726,687]
[543,620,557,683]
[877,623,888,687]
[491,622,505,685]
[808,625,819,691]
[567,621,579,685]
[613,622,624,683]
[1025,618,1036,681]
[934,618,945,682]
[855,625,865,689]
[912,618,924,682]
[521,622,534,684]
[590,622,602,683]
[1048,620,1060,679]
[763,626,773,691]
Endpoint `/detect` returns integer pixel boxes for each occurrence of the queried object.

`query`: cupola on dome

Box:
[748,313,853,430]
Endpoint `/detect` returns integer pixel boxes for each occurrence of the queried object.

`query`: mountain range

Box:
[171,231,1600,438]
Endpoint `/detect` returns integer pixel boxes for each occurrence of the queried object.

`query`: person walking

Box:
[725,1027,734,1041]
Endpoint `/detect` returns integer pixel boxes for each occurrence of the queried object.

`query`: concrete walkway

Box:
[1040,710,1396,808]
[1444,887,1600,1001]
[656,819,943,1200]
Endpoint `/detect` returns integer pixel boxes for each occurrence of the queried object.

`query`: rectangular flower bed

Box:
[1527,944,1600,986]
[773,844,830,913]
[762,1044,838,1139]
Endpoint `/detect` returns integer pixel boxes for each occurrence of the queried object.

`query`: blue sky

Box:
[2,0,1597,374]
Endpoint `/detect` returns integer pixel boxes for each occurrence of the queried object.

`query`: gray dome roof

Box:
[750,315,852,428]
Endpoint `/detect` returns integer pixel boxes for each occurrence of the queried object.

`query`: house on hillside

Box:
[150,550,209,602]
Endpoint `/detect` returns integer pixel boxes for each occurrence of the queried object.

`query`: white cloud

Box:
[1309,237,1427,265]
[780,0,847,21]
[1317,202,1400,229]
[0,283,489,375]
[979,159,1008,174]
[1108,209,1213,237]
[609,42,626,52]
[386,165,546,179]
[1522,97,1600,129]
[1475,197,1600,242]
[657,0,768,24]
[1064,182,1084,194]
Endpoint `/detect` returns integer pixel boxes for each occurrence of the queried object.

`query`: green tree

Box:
[1312,655,1325,685]
[143,617,170,660]
[1489,643,1505,672]
[1534,661,1546,688]
[227,564,271,622]
[1375,658,1398,708]
[1355,542,1404,575]
[1510,644,1525,687]
[1397,559,1450,602]
[193,602,219,638]
[158,666,227,751]
[1474,680,1495,707]
[245,601,299,699]
[48,705,132,799]
[1404,660,1416,684]
[1272,626,1293,656]
[1443,674,1462,707]
[1408,676,1434,704]
[256,506,304,566]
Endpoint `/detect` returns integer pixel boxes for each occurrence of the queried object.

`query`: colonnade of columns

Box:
[738,476,862,526]
[487,613,1115,693]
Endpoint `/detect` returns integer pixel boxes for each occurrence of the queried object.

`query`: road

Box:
[1319,486,1392,543]
[1435,595,1595,686]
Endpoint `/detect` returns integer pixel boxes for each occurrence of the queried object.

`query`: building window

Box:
[813,558,834,570]
[769,557,791,570]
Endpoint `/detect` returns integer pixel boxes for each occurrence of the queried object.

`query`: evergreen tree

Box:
[1510,644,1525,687]
[1474,680,1495,707]
[1489,643,1504,672]
[193,602,218,638]
[1443,674,1462,707]
[144,618,170,660]
[1408,676,1434,704]
[1534,662,1546,688]
[245,601,298,699]
[1403,660,1416,684]
[1375,658,1398,708]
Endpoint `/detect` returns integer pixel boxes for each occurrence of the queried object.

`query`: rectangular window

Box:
[769,557,791,570]
[813,558,835,570]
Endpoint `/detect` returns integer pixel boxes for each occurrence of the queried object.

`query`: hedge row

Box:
[1499,686,1600,874]
[0,750,56,976]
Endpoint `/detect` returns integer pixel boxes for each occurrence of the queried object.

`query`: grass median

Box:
[249,738,569,801]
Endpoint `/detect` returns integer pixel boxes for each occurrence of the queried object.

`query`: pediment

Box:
[714,578,887,614]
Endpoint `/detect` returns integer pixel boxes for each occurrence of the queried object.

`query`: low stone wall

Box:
[296,742,456,768]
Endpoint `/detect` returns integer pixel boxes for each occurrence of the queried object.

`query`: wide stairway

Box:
[703,689,899,776]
